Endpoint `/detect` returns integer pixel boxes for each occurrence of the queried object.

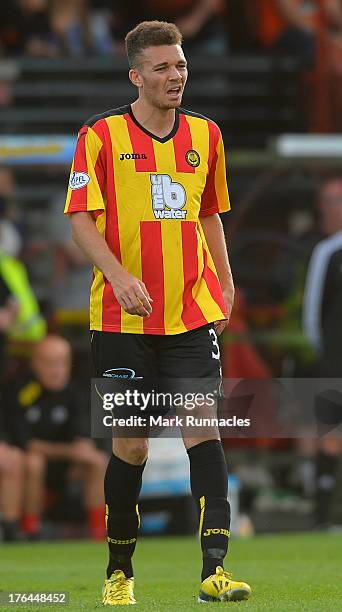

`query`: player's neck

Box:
[131,99,176,139]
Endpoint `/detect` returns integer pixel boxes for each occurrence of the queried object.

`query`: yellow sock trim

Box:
[136,504,140,529]
[199,495,205,538]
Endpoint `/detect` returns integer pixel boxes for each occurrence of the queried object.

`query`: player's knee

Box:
[130,443,148,464]
[125,440,148,464]
[114,438,148,464]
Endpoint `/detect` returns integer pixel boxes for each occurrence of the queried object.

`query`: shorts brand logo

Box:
[151,174,187,219]
[103,368,143,380]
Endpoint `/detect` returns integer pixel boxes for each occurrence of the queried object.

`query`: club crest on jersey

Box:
[185,149,200,168]
[69,171,90,190]
[151,174,187,219]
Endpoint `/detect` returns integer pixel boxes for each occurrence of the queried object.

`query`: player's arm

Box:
[199,124,234,335]
[69,212,152,317]
[200,214,234,335]
[64,123,152,318]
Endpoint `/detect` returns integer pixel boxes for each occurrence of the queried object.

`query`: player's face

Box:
[32,346,71,391]
[133,45,188,110]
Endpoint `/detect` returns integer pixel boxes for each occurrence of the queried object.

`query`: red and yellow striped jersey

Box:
[64,105,230,334]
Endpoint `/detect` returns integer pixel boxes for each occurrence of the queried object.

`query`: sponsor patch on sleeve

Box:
[69,171,90,190]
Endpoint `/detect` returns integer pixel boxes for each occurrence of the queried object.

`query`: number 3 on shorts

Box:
[209,327,220,360]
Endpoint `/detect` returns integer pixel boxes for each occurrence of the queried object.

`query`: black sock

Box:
[104,453,146,579]
[315,451,338,526]
[187,440,230,581]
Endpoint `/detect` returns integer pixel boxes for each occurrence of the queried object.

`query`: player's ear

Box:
[129,68,143,89]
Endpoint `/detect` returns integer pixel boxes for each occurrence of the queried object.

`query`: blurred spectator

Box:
[0,407,24,541]
[223,288,272,379]
[50,0,114,57]
[0,263,18,371]
[268,178,342,375]
[50,191,91,312]
[303,177,342,365]
[0,167,46,345]
[0,167,22,257]
[88,1,115,55]
[253,0,342,67]
[226,0,258,53]
[88,0,142,54]
[0,220,22,259]
[49,0,92,57]
[0,249,46,345]
[301,177,342,528]
[0,0,59,58]
[143,0,228,55]
[0,223,21,541]
[3,335,107,540]
[0,0,114,58]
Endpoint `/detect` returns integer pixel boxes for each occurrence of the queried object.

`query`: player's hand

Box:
[214,287,234,336]
[214,319,228,336]
[111,268,153,317]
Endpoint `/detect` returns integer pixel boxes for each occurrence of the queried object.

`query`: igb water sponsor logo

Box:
[151,174,187,219]
[69,171,90,190]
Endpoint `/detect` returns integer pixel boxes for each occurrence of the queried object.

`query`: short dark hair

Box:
[125,21,183,68]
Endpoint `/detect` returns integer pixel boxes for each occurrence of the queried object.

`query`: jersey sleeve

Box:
[64,124,106,214]
[199,126,230,217]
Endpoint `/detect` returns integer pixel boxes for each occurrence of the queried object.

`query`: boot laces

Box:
[216,566,233,582]
[106,572,132,603]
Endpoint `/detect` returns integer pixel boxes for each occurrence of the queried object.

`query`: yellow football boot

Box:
[102,570,136,606]
[198,566,251,603]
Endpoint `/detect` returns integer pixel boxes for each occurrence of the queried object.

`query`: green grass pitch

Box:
[0,533,341,611]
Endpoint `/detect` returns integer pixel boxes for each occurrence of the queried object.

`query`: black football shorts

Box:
[91,323,222,383]
[91,323,223,424]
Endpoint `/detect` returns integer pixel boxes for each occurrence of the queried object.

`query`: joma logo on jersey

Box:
[151,174,187,219]
[120,152,147,160]
[203,528,230,537]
